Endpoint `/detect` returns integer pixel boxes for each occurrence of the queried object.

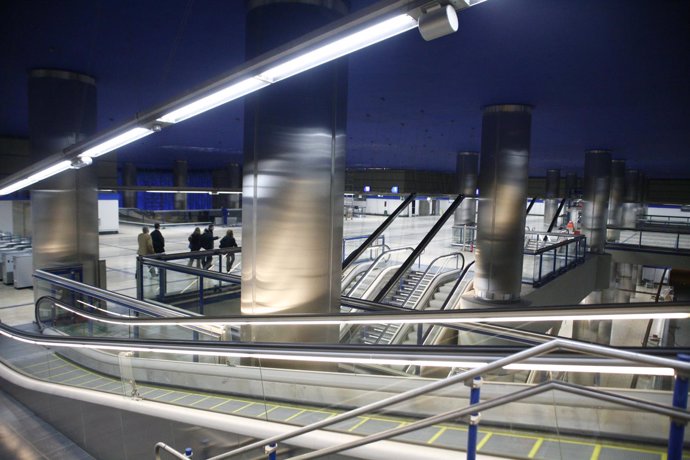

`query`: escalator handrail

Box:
[343,247,414,297]
[547,197,567,233]
[398,252,465,309]
[374,194,465,303]
[342,192,416,270]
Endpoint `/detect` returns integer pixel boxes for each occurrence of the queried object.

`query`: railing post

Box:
[136,256,144,300]
[466,376,483,460]
[668,354,690,460]
[265,442,278,460]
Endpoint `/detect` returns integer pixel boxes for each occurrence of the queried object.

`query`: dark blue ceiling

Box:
[2,0,689,177]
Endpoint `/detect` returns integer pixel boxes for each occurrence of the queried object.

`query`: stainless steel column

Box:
[581,150,611,253]
[565,172,578,200]
[241,0,348,349]
[173,160,188,210]
[122,162,137,208]
[606,159,625,242]
[211,169,228,209]
[621,169,640,228]
[474,104,532,302]
[28,69,99,289]
[227,163,242,210]
[543,168,560,228]
[454,151,478,225]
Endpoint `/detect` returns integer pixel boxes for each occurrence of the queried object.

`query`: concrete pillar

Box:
[543,168,560,228]
[474,104,532,303]
[241,0,348,351]
[122,162,137,208]
[453,151,478,225]
[173,160,188,210]
[606,159,625,242]
[581,150,611,253]
[28,69,99,290]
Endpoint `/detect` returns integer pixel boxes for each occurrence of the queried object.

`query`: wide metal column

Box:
[241,0,348,348]
[173,160,188,210]
[622,169,641,228]
[581,150,611,253]
[565,172,578,200]
[474,105,532,302]
[543,168,560,228]
[28,69,99,290]
[227,163,242,210]
[606,159,625,242]
[454,152,478,225]
[122,162,137,208]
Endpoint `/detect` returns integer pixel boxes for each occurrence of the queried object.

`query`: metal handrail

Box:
[342,193,416,270]
[397,252,465,309]
[523,232,586,255]
[374,194,464,302]
[343,247,414,297]
[289,380,690,460]
[438,260,475,311]
[547,197,567,232]
[199,338,690,460]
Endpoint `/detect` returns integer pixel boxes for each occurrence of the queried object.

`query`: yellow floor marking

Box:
[92,380,119,389]
[60,372,93,384]
[348,417,370,432]
[169,393,194,403]
[427,426,447,444]
[46,368,81,379]
[22,360,58,370]
[590,444,602,460]
[209,399,234,411]
[528,438,544,458]
[284,409,307,422]
[476,432,492,451]
[232,402,255,413]
[152,391,174,400]
[34,364,69,374]
[190,396,210,407]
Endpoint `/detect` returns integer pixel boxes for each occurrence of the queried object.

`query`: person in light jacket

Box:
[137,226,156,277]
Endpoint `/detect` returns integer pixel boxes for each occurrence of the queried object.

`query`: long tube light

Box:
[78,127,154,159]
[0,161,72,195]
[0,2,466,195]
[156,13,417,124]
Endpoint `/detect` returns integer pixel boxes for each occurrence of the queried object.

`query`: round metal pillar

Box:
[122,163,138,208]
[173,160,188,210]
[581,150,611,254]
[606,159,625,242]
[474,104,532,303]
[241,0,348,352]
[622,169,641,228]
[28,69,99,290]
[454,151,478,226]
[544,168,560,227]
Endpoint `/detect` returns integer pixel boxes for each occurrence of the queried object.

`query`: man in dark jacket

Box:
[200,224,219,269]
[151,223,165,254]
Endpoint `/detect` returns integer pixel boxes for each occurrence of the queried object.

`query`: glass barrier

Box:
[608,226,690,250]
[522,232,586,286]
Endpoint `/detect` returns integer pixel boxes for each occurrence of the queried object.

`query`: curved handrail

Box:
[343,247,414,298]
[374,194,465,302]
[397,252,465,309]
[439,260,475,311]
[36,296,223,339]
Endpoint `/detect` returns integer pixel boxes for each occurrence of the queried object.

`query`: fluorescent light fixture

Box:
[79,127,154,159]
[0,161,72,195]
[157,78,269,124]
[259,14,417,82]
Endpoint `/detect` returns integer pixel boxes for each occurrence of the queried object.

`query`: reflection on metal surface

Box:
[454,152,478,226]
[29,70,99,292]
[606,159,625,242]
[173,160,188,210]
[543,168,560,227]
[581,150,611,253]
[474,104,532,302]
[241,1,348,350]
[622,169,641,228]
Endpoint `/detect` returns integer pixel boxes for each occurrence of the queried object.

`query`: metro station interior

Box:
[1,0,689,459]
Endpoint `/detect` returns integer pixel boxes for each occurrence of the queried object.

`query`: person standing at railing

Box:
[187,227,202,268]
[200,224,219,269]
[137,226,156,278]
[151,223,165,254]
[219,229,238,272]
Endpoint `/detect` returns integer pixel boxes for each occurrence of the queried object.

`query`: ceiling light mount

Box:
[418,4,459,41]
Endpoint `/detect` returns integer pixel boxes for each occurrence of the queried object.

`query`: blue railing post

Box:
[668,354,690,460]
[466,376,482,460]
[184,447,193,458]
[265,442,278,460]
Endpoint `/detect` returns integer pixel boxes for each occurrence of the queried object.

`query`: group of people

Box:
[137,223,238,275]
